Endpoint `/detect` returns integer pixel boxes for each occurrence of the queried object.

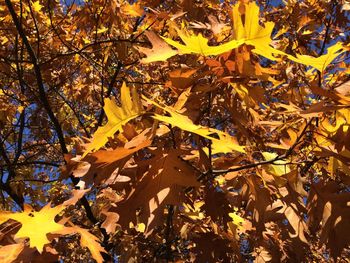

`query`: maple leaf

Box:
[288,42,344,72]
[228,211,245,227]
[0,202,103,261]
[144,96,245,154]
[83,82,143,157]
[141,1,344,72]
[75,227,105,263]
[112,148,200,233]
[232,1,286,61]
[262,152,290,176]
[307,181,350,259]
[32,1,43,13]
[121,1,144,17]
[162,27,244,56]
[0,204,66,253]
[81,131,152,184]
[136,31,178,63]
[158,1,344,72]
[227,210,252,236]
[0,244,24,263]
[233,2,344,70]
[58,226,106,263]
[155,2,286,61]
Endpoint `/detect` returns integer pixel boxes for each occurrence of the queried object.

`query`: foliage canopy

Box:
[0,0,350,262]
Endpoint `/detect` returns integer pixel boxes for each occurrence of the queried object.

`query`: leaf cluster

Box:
[0,0,350,262]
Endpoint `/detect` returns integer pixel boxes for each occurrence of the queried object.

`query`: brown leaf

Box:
[101,211,119,234]
[73,129,152,184]
[136,31,177,63]
[0,243,24,263]
[166,68,198,94]
[307,181,350,259]
[111,148,200,233]
[63,188,91,206]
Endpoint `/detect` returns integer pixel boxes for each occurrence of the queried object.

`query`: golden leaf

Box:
[144,97,245,154]
[288,42,344,72]
[228,211,244,227]
[71,226,106,263]
[32,1,43,13]
[151,1,344,72]
[162,27,244,56]
[121,1,143,17]
[232,2,288,61]
[83,82,143,157]
[262,152,290,176]
[96,25,108,34]
[0,204,66,253]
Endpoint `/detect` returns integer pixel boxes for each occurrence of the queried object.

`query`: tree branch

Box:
[96,61,123,127]
[5,0,109,248]
[5,0,68,154]
[211,118,314,176]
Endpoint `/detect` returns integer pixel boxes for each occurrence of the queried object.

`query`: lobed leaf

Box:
[83,82,143,157]
[0,203,66,253]
[144,96,245,154]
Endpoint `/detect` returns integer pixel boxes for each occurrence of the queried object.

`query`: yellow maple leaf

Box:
[159,2,284,61]
[0,204,106,263]
[232,2,288,61]
[83,82,143,157]
[162,27,244,56]
[288,42,344,72]
[229,211,245,227]
[262,152,290,176]
[96,25,108,34]
[144,97,245,154]
[155,1,344,72]
[234,2,344,69]
[0,204,66,253]
[32,1,43,13]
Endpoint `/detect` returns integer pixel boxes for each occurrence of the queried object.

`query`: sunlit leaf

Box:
[32,1,43,13]
[83,82,143,157]
[262,152,290,176]
[136,31,178,63]
[0,204,66,253]
[232,2,287,61]
[57,225,106,263]
[162,27,244,56]
[0,244,24,263]
[144,96,245,154]
[288,42,344,72]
